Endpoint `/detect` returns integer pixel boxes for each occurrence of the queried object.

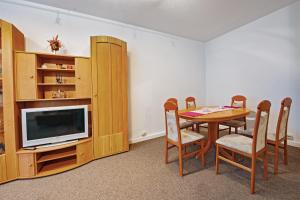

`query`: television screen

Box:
[26,109,85,140]
[22,105,88,147]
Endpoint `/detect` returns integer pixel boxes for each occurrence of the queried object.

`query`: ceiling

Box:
[25,0,298,41]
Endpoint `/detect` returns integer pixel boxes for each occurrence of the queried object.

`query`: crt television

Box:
[21,105,88,147]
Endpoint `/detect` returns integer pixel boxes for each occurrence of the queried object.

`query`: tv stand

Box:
[35,140,78,149]
[17,138,93,178]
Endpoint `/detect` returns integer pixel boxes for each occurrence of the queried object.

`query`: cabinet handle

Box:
[77,76,81,80]
[30,75,34,79]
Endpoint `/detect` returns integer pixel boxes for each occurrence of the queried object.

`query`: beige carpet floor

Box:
[0,136,300,200]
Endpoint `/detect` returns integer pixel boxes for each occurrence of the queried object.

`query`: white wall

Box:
[0,1,206,142]
[205,2,300,142]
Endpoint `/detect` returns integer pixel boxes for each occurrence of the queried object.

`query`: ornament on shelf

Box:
[47,34,62,54]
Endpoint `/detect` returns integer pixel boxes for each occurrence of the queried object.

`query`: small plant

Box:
[47,34,62,53]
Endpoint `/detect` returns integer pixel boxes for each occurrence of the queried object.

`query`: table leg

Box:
[202,122,219,154]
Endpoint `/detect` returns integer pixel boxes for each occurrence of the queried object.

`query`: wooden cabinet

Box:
[91,36,128,159]
[75,57,91,98]
[15,52,37,100]
[1,19,25,182]
[15,52,92,100]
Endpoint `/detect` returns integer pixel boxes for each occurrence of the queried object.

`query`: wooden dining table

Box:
[178,106,251,154]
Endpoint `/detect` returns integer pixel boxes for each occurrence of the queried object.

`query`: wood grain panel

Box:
[111,44,123,136]
[77,140,93,165]
[75,57,91,98]
[111,133,124,153]
[98,135,111,157]
[0,154,7,183]
[15,52,37,100]
[18,153,35,178]
[91,36,128,158]
[2,20,25,181]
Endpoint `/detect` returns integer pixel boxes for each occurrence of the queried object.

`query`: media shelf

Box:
[17,138,93,178]
[37,156,77,177]
[36,146,77,163]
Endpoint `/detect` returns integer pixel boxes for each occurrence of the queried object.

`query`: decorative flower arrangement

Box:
[47,34,62,53]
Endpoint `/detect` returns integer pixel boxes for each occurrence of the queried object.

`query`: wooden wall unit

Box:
[91,36,129,159]
[1,20,129,184]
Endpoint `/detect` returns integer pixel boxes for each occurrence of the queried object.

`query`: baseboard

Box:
[129,131,300,148]
[129,131,165,144]
[288,140,300,148]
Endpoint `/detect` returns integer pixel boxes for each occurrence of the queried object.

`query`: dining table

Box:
[178,106,251,155]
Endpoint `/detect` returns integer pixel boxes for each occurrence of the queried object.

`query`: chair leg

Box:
[201,140,205,167]
[284,138,288,165]
[263,150,268,180]
[274,143,279,175]
[178,146,183,176]
[235,127,238,134]
[165,139,169,164]
[228,126,231,134]
[217,124,220,139]
[216,144,220,174]
[250,157,256,194]
[232,152,236,161]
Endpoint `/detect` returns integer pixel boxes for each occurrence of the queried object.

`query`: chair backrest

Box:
[252,100,271,153]
[231,95,247,108]
[185,96,196,109]
[276,97,292,141]
[164,101,181,144]
[167,98,178,106]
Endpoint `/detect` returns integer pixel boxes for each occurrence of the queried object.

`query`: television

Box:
[21,105,88,147]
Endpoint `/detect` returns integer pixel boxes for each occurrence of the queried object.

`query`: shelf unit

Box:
[17,138,93,178]
[15,51,91,100]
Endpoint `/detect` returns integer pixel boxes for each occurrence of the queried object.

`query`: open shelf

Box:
[16,97,91,102]
[37,83,75,86]
[37,156,77,176]
[37,68,75,73]
[36,146,76,163]
[17,138,91,154]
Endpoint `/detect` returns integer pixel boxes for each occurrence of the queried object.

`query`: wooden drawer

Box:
[18,153,35,178]
[0,155,7,183]
[77,140,93,165]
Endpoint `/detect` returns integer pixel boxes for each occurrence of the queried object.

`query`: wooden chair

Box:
[216,100,271,194]
[220,95,247,134]
[185,96,208,132]
[164,101,206,176]
[167,98,194,130]
[267,97,292,175]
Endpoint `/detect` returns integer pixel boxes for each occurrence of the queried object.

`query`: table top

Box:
[178,106,251,123]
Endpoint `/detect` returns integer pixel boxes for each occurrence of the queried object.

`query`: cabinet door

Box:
[93,42,113,158]
[0,155,7,183]
[15,53,37,100]
[92,37,128,159]
[77,140,93,165]
[75,57,91,98]
[18,153,35,178]
[110,43,128,153]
